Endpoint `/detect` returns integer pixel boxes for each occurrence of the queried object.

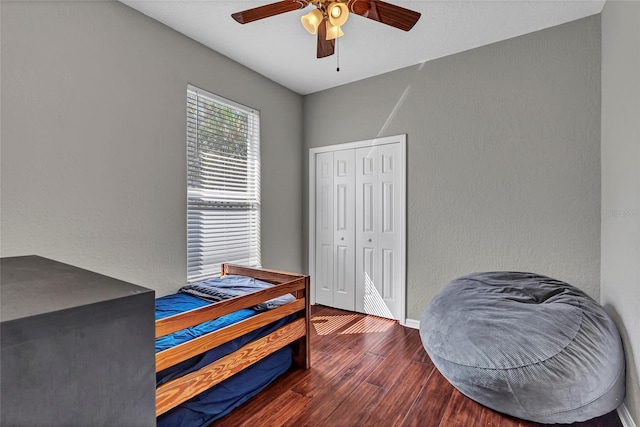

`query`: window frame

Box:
[186,84,261,282]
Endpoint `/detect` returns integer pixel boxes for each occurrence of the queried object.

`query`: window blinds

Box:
[187,85,261,282]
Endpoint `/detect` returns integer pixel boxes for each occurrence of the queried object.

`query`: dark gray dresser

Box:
[1,255,156,427]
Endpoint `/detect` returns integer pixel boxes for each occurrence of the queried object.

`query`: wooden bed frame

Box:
[155,264,311,417]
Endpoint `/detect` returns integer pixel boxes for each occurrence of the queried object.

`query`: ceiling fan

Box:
[231,0,421,59]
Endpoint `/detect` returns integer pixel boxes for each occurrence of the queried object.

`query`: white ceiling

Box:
[120,0,605,95]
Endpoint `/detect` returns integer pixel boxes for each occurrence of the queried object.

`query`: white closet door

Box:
[332,149,356,311]
[311,135,405,321]
[315,151,334,306]
[355,143,403,320]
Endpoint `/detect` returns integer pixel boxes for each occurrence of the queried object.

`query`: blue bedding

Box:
[155,292,257,353]
[156,284,296,426]
[178,274,295,311]
[158,346,292,427]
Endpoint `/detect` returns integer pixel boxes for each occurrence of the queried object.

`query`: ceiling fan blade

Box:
[348,0,421,31]
[317,20,335,58]
[232,0,310,24]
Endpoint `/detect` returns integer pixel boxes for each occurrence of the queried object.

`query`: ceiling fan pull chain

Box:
[336,36,340,72]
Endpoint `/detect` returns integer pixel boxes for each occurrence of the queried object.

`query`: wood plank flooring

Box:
[211,306,623,427]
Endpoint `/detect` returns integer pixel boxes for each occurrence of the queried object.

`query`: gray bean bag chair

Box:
[420,272,625,424]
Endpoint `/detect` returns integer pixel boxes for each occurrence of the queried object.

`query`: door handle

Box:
[368,238,372,242]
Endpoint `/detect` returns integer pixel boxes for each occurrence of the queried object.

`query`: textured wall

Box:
[601,1,640,422]
[304,16,601,320]
[0,1,304,296]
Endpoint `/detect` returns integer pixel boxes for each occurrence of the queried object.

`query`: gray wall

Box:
[601,1,640,422]
[0,1,304,296]
[304,16,601,320]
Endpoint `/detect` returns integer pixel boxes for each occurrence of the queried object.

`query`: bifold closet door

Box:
[355,143,403,320]
[311,135,406,321]
[314,150,355,311]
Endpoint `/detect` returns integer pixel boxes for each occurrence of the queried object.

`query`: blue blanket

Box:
[155,287,295,386]
[178,274,295,311]
[155,292,257,353]
[155,276,298,426]
[158,347,292,427]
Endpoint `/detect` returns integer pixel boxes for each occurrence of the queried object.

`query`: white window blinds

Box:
[187,85,261,282]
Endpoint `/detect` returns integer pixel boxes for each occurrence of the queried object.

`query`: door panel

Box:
[363,183,374,233]
[315,152,334,306]
[382,249,394,299]
[336,245,348,293]
[319,244,332,294]
[355,144,403,320]
[382,181,394,233]
[376,143,403,319]
[355,147,380,315]
[332,149,355,311]
[336,184,348,231]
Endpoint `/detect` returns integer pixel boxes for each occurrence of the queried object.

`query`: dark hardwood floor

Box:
[211,306,622,427]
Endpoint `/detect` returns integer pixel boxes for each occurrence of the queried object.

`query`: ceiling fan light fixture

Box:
[326,2,349,27]
[231,0,422,59]
[301,8,324,34]
[325,21,344,40]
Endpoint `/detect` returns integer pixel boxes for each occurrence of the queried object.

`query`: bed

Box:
[155,264,310,426]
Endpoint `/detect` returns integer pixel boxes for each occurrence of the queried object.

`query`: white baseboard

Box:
[404,318,420,329]
[618,403,637,427]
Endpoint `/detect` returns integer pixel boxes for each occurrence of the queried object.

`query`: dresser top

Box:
[1,256,154,322]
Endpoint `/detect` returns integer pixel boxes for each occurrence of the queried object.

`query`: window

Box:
[186,85,260,282]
